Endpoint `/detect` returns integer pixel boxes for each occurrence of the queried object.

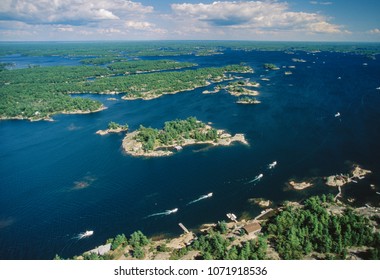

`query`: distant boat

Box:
[376,87,380,90]
[268,161,277,169]
[337,77,341,80]
[335,112,341,117]
[168,208,178,214]
[363,63,368,66]
[79,230,94,239]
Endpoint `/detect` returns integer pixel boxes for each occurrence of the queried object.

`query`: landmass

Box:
[224,80,260,97]
[96,121,129,135]
[122,117,248,157]
[263,63,280,70]
[248,198,272,208]
[236,96,261,104]
[325,165,372,187]
[288,180,314,190]
[59,194,380,260]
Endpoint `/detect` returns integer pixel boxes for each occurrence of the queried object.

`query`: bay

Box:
[0,47,379,259]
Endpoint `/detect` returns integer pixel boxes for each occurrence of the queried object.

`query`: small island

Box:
[263,63,280,70]
[236,96,261,105]
[225,80,260,97]
[326,165,372,187]
[288,180,314,190]
[122,117,248,157]
[248,198,272,208]
[96,121,129,135]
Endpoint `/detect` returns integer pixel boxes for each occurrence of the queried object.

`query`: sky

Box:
[0,0,379,42]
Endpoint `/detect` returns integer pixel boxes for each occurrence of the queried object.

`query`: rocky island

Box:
[122,117,248,157]
[96,121,129,135]
[325,165,372,187]
[236,96,261,104]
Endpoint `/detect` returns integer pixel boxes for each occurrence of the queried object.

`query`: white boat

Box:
[335,112,341,117]
[206,192,213,198]
[376,87,380,90]
[168,208,178,214]
[268,161,277,169]
[80,230,94,238]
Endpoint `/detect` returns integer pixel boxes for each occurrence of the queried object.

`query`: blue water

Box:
[1,49,380,259]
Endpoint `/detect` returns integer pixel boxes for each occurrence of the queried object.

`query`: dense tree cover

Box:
[0,63,250,120]
[263,63,279,70]
[2,41,379,58]
[134,117,218,151]
[264,195,377,259]
[0,89,102,120]
[80,56,126,65]
[0,65,110,85]
[81,65,251,99]
[189,230,267,260]
[107,60,196,74]
[108,121,128,130]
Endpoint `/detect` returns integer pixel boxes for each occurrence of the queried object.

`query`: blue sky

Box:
[0,0,379,41]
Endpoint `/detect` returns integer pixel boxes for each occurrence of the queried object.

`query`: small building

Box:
[242,222,261,236]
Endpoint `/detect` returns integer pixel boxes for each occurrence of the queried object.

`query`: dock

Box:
[178,223,189,234]
[254,208,273,220]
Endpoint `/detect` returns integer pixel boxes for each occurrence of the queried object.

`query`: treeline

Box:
[134,117,218,151]
[107,60,196,74]
[0,63,251,120]
[80,56,126,65]
[1,41,379,58]
[0,90,102,120]
[108,121,128,130]
[264,194,379,259]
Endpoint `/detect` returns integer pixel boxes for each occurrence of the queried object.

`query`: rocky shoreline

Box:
[122,127,248,157]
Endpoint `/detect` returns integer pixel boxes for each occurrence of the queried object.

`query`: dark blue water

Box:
[1,49,380,259]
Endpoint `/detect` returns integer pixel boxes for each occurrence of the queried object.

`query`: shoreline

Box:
[0,105,107,122]
[122,127,248,157]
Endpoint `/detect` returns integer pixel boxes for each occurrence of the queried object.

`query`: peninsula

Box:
[122,117,248,157]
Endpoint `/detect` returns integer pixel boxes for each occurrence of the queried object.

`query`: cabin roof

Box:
[242,222,261,234]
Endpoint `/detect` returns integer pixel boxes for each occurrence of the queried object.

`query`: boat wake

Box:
[247,174,263,184]
[187,193,213,205]
[145,208,178,218]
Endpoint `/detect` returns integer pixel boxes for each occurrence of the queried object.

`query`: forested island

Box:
[96,122,129,135]
[57,194,379,260]
[122,117,248,157]
[236,97,261,105]
[0,61,251,120]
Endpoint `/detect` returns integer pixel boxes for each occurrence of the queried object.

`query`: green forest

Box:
[56,195,379,260]
[0,59,251,120]
[134,117,218,151]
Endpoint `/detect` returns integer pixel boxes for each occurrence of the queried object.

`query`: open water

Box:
[1,47,380,259]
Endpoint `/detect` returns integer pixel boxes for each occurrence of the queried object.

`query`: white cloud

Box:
[125,20,153,30]
[368,28,380,34]
[170,1,347,36]
[310,1,333,5]
[0,0,153,25]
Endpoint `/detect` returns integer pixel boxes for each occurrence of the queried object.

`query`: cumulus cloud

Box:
[368,28,380,34]
[0,0,153,25]
[171,1,346,34]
